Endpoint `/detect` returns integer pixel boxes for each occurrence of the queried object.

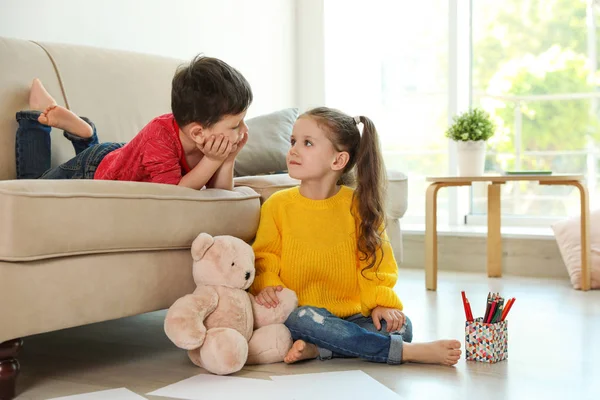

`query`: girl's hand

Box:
[255,285,283,308]
[198,135,234,162]
[371,306,405,332]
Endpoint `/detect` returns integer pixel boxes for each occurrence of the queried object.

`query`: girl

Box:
[250,107,461,366]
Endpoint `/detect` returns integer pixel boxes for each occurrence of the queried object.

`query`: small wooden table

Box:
[425,174,591,291]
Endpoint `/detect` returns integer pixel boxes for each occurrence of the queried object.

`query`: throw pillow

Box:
[235,108,299,177]
[551,209,600,289]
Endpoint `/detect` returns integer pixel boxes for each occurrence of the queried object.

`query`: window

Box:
[323,0,599,227]
[471,0,600,222]
[324,0,449,223]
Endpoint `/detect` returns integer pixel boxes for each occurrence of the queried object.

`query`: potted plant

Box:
[445,108,495,176]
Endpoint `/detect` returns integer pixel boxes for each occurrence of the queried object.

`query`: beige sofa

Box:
[0,36,407,399]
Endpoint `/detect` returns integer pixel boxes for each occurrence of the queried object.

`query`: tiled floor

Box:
[13,269,600,400]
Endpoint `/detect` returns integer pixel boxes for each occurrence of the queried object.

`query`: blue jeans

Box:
[15,111,123,179]
[284,306,413,365]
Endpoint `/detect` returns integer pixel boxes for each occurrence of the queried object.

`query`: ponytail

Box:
[353,116,387,277]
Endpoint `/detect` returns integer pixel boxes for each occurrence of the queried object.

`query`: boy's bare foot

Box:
[284,340,319,364]
[37,105,93,138]
[402,340,462,366]
[29,79,92,138]
[29,78,56,111]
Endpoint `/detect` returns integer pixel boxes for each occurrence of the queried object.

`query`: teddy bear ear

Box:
[191,233,215,261]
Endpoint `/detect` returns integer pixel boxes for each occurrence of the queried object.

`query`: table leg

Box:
[573,182,591,291]
[540,180,591,291]
[487,183,502,277]
[425,183,441,291]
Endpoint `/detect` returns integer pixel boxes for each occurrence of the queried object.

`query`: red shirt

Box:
[94,114,191,184]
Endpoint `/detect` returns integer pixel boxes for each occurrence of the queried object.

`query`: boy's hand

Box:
[371,306,405,332]
[255,285,283,308]
[198,135,234,162]
[225,131,248,162]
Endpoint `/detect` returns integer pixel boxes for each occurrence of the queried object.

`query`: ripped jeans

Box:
[284,306,413,365]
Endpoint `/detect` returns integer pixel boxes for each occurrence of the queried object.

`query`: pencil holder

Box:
[465,317,508,363]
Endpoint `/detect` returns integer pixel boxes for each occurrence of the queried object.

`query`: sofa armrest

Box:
[386,170,408,220]
[234,170,408,219]
[234,174,300,203]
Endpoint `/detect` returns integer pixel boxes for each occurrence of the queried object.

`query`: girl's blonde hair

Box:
[302,107,387,276]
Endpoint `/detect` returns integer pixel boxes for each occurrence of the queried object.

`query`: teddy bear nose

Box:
[245,272,251,280]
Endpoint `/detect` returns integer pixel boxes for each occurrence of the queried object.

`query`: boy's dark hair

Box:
[171,55,253,128]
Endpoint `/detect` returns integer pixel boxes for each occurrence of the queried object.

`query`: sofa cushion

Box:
[0,180,260,261]
[235,108,298,177]
[234,170,408,219]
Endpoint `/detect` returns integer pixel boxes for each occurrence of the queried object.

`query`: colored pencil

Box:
[465,298,473,321]
[486,300,497,324]
[501,298,516,321]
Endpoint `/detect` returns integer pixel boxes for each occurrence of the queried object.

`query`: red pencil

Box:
[461,291,470,321]
[486,300,497,324]
[465,298,474,321]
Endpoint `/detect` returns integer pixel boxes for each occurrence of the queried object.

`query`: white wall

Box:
[0,0,296,117]
[295,0,325,111]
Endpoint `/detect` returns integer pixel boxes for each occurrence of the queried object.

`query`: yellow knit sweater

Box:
[250,186,403,318]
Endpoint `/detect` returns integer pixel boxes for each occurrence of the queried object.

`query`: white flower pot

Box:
[455,140,486,176]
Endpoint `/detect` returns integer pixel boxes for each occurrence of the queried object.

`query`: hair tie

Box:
[353,116,361,125]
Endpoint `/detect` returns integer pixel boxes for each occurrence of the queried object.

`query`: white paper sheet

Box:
[270,370,403,400]
[147,374,275,400]
[48,388,147,400]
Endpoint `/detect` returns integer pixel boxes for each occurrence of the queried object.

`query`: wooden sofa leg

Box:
[0,339,23,400]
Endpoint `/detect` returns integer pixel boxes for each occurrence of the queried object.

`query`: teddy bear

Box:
[164,232,298,375]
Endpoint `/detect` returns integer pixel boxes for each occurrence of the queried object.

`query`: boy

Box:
[15,55,252,190]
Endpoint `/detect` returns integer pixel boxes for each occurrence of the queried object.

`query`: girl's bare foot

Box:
[402,340,462,366]
[284,340,319,364]
[29,78,57,111]
[37,105,93,138]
